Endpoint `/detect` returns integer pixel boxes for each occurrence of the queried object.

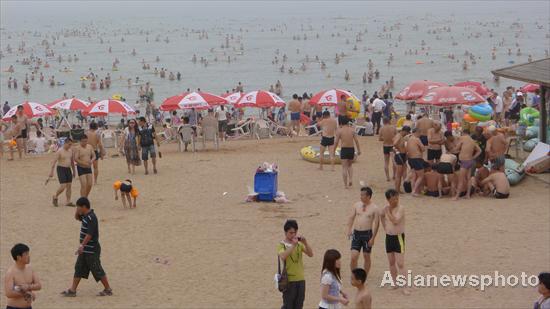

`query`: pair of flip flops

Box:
[52,197,75,207]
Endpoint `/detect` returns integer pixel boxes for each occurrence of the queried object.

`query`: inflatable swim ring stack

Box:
[300,145,356,164]
[467,103,492,122]
[519,107,540,126]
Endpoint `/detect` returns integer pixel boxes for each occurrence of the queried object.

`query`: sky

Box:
[1,0,549,28]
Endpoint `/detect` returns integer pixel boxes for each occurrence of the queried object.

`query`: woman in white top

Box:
[216,105,228,141]
[319,249,349,309]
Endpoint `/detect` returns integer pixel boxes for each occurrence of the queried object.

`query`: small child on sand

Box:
[113,179,138,208]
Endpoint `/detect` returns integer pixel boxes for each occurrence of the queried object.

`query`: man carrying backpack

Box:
[137,117,160,175]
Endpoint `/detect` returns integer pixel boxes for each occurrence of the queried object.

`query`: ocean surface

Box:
[1,1,549,116]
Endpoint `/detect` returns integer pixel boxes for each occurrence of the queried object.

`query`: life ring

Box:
[468,110,491,121]
[112,94,123,100]
[463,113,477,123]
[415,61,424,64]
[519,107,540,126]
[80,77,88,81]
[300,145,352,164]
[470,103,492,116]
[346,97,361,119]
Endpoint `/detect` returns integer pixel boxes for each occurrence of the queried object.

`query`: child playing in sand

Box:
[113,179,138,208]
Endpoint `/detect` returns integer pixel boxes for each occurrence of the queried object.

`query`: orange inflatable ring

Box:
[113,181,122,190]
[130,188,139,198]
[463,114,477,123]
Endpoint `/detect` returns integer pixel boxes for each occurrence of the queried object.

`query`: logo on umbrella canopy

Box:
[422,93,434,102]
[325,95,333,101]
[462,92,476,101]
[246,95,253,101]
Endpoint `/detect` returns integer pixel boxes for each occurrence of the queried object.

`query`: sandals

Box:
[97,288,113,296]
[52,197,59,207]
[60,289,76,297]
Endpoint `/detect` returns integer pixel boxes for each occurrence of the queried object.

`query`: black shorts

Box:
[120,183,132,193]
[74,244,106,282]
[385,233,405,253]
[427,149,442,161]
[340,147,355,160]
[315,112,323,119]
[56,166,73,184]
[219,120,228,132]
[6,306,32,309]
[351,229,373,253]
[494,190,509,199]
[425,190,439,197]
[437,162,454,174]
[16,129,28,139]
[420,135,428,146]
[338,115,349,124]
[94,150,100,160]
[77,165,92,176]
[320,136,334,147]
[394,153,407,165]
[383,146,393,155]
[408,158,425,171]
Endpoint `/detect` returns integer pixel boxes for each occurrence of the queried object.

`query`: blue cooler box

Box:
[254,172,278,201]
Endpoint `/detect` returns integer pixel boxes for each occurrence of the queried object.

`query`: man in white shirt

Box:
[492,92,504,123]
[216,105,228,141]
[371,97,386,135]
[29,131,47,154]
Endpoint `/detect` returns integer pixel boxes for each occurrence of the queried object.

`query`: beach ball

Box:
[113,181,122,190]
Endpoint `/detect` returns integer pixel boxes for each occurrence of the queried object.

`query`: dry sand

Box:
[1,136,549,308]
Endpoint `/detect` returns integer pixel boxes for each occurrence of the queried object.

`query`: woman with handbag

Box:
[120,119,141,174]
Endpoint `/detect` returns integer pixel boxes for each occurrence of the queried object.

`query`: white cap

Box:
[516,91,523,96]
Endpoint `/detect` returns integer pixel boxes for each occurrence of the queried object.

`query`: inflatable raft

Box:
[300,145,356,164]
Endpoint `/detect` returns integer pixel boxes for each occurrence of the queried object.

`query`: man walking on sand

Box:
[86,122,104,185]
[4,243,42,309]
[277,219,313,309]
[49,138,76,207]
[379,189,410,295]
[74,135,95,198]
[346,186,379,275]
[61,197,112,297]
[318,111,337,170]
[138,116,160,175]
[393,126,410,193]
[335,117,361,189]
[379,118,397,181]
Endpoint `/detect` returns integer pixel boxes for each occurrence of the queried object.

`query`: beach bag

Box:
[70,129,85,141]
[403,181,412,193]
[276,249,288,293]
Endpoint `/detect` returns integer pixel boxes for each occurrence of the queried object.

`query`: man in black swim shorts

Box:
[49,139,76,207]
[318,111,337,170]
[335,117,361,188]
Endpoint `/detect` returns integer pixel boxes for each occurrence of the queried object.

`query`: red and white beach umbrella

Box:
[160,91,228,111]
[222,92,244,105]
[85,100,136,116]
[416,86,486,106]
[234,90,285,108]
[2,101,53,120]
[520,83,540,93]
[453,81,490,96]
[47,98,90,111]
[309,89,356,106]
[395,80,447,100]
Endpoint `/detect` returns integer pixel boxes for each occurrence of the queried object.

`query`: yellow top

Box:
[277,242,305,282]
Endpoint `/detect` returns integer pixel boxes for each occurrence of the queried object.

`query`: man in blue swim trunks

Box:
[288,94,302,137]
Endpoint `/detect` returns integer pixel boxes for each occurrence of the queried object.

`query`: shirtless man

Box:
[379,189,409,295]
[318,111,337,170]
[288,94,302,137]
[337,95,349,126]
[49,139,76,207]
[379,118,397,181]
[470,164,490,195]
[414,114,433,148]
[485,126,507,166]
[86,122,104,185]
[437,153,458,196]
[427,121,444,163]
[335,117,361,188]
[351,268,372,309]
[406,128,425,197]
[424,164,449,197]
[452,129,481,200]
[346,187,379,274]
[74,135,95,197]
[4,243,42,309]
[14,106,31,159]
[393,126,410,193]
[480,170,510,199]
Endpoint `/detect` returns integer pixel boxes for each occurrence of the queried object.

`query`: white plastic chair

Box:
[254,119,272,139]
[305,123,321,136]
[230,119,252,139]
[201,124,219,150]
[101,130,117,148]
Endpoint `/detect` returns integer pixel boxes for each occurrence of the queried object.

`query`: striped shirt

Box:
[79,209,99,254]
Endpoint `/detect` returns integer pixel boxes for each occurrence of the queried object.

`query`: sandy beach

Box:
[1,135,548,308]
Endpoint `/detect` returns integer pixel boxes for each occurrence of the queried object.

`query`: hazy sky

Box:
[1,0,549,28]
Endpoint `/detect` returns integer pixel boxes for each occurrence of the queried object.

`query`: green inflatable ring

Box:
[469,110,491,122]
[519,107,540,126]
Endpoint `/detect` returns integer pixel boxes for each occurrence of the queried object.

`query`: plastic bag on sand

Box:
[274,191,290,203]
[245,185,258,202]
[256,162,279,173]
